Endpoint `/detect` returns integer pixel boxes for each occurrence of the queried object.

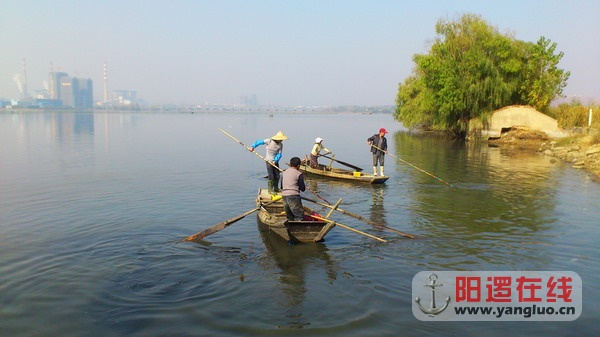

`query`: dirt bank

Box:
[539,136,600,177]
[489,127,600,178]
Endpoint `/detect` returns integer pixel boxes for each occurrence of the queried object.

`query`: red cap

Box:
[379,128,388,134]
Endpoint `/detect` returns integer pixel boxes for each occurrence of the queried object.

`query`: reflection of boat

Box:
[257,218,338,317]
[258,220,336,267]
[256,189,335,243]
[299,161,389,184]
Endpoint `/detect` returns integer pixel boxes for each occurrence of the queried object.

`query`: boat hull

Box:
[256,189,334,243]
[299,162,388,184]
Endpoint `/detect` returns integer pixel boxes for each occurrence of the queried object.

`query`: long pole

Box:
[302,196,416,238]
[370,144,454,187]
[308,214,387,243]
[219,128,332,204]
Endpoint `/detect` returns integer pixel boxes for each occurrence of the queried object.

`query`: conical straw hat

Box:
[271,131,288,140]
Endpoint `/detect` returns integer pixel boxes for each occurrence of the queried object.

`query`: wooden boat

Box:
[299,161,389,184]
[256,188,335,243]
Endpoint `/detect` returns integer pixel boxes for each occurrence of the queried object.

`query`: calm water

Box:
[1,111,598,336]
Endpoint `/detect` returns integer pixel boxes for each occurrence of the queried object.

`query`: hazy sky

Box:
[1,0,599,106]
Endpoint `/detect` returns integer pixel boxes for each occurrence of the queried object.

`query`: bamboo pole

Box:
[370,144,454,187]
[308,214,387,243]
[302,196,416,239]
[219,128,332,204]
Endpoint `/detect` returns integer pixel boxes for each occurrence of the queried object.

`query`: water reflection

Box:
[369,184,387,226]
[390,132,568,268]
[305,177,378,199]
[50,112,94,143]
[394,134,556,230]
[1,111,143,153]
[305,179,332,204]
[257,221,337,328]
[5,111,95,146]
[303,178,393,236]
[392,132,463,187]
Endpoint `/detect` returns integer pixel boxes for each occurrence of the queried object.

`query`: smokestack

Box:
[22,58,30,99]
[103,62,109,103]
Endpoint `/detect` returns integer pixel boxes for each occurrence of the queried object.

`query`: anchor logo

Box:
[415,273,451,317]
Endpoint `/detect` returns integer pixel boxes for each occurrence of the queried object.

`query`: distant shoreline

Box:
[0,107,395,115]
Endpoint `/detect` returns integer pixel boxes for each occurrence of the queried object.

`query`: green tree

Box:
[394,14,570,136]
[519,37,570,113]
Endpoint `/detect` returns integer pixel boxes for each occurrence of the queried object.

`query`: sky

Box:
[1,0,599,106]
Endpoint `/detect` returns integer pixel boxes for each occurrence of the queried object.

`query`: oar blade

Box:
[182,207,259,242]
[321,155,363,171]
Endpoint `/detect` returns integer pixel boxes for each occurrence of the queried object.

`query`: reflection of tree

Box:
[393,132,464,187]
[393,132,557,240]
[257,220,337,328]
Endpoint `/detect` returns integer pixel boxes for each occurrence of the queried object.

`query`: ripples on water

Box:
[1,111,598,336]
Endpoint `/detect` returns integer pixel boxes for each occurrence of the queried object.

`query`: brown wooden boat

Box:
[299,161,389,184]
[256,189,335,243]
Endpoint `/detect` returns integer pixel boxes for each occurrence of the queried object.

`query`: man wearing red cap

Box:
[367,128,388,176]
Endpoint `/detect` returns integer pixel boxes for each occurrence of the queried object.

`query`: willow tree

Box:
[394,14,569,136]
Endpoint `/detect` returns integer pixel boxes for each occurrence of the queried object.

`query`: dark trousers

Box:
[283,195,304,221]
[266,162,280,180]
[372,152,385,166]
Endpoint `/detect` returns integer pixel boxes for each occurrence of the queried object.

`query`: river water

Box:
[1,111,598,336]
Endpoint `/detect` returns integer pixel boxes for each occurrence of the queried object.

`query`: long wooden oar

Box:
[181,208,259,242]
[302,196,416,239]
[218,128,332,204]
[309,214,386,243]
[319,154,363,171]
[370,144,454,187]
[182,198,280,242]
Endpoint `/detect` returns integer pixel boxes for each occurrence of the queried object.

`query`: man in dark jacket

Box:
[367,128,388,176]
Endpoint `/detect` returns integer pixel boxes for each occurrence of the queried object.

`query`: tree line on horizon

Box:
[394,13,570,137]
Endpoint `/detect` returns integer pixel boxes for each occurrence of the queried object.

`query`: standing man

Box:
[281,157,306,221]
[250,131,288,194]
[309,137,331,168]
[367,128,388,176]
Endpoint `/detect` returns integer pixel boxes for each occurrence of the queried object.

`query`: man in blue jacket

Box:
[250,131,288,194]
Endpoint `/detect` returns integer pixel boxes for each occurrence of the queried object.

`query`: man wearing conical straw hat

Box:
[250,131,288,194]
